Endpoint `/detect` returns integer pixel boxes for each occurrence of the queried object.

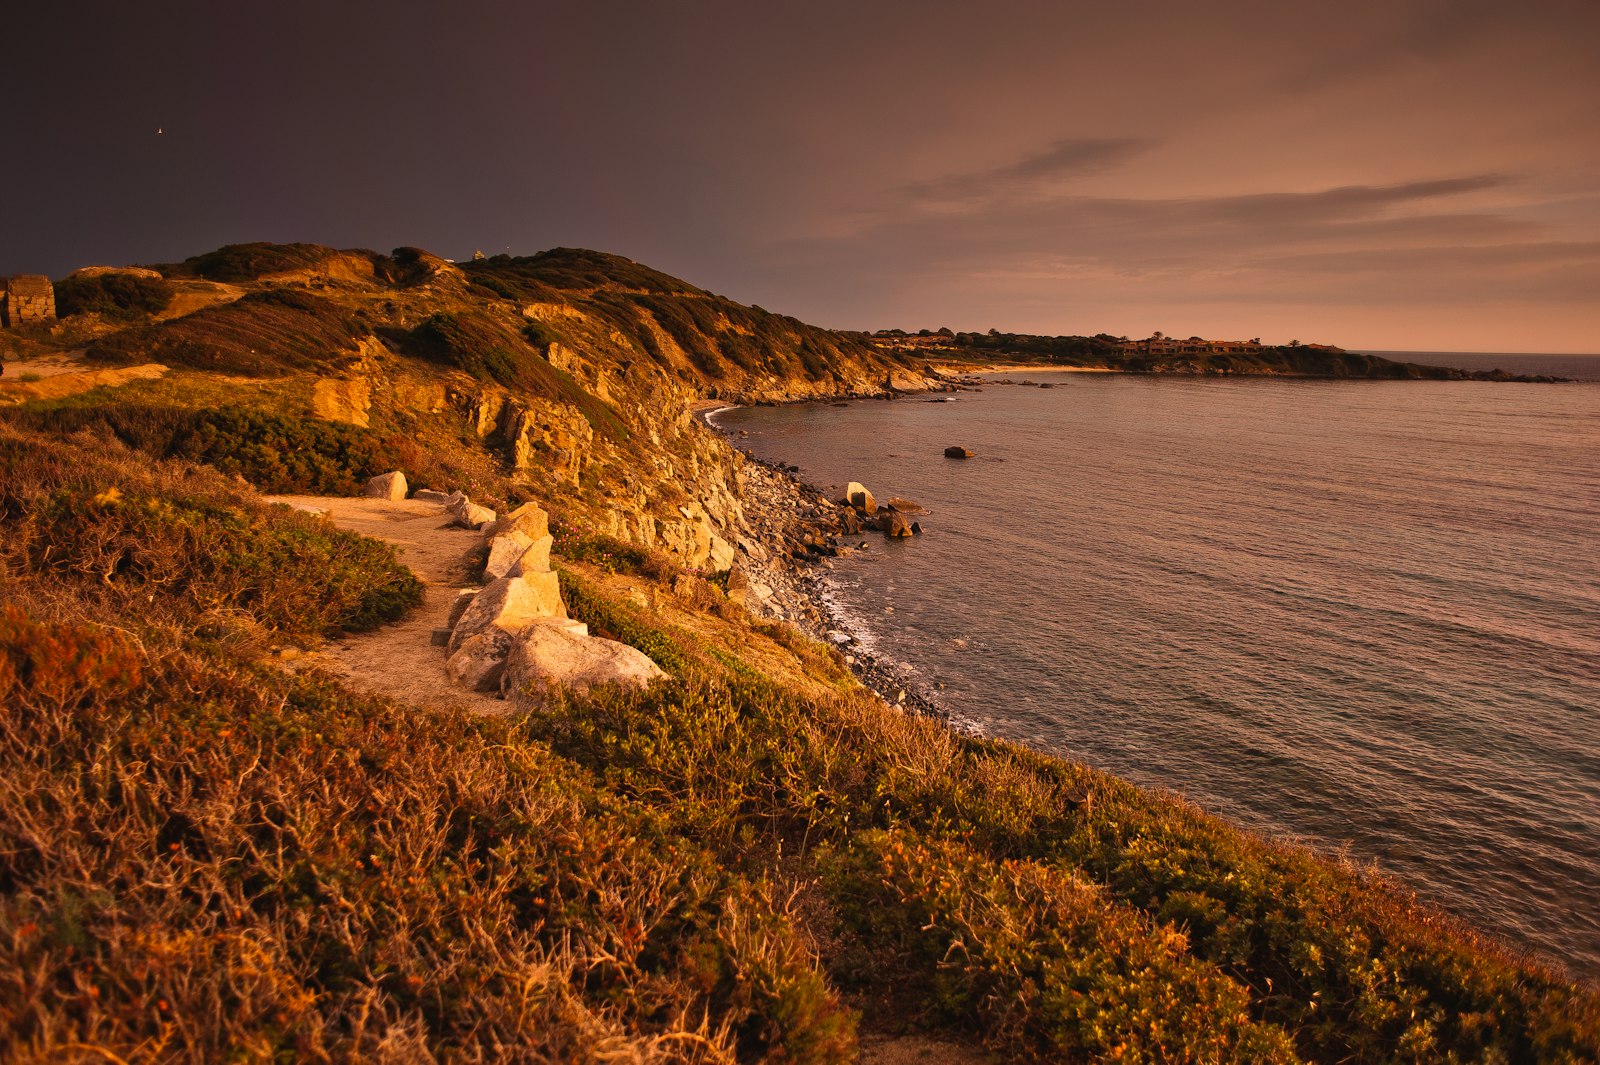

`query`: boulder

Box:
[412,489,452,503]
[839,508,861,535]
[445,628,516,692]
[503,621,665,709]
[885,497,924,513]
[448,573,565,652]
[508,534,554,578]
[943,446,973,459]
[485,501,550,542]
[364,471,408,500]
[882,510,915,537]
[451,502,497,529]
[447,590,478,629]
[484,530,554,580]
[844,482,877,514]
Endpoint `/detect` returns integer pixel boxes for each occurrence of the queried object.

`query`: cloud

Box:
[902,137,1155,207]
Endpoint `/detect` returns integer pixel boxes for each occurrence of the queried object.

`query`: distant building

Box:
[1119,331,1268,356]
[1,275,56,327]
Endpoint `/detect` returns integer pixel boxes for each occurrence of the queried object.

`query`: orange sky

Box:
[5,0,1597,352]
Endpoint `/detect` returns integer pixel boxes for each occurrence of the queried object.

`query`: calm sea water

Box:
[713,354,1600,979]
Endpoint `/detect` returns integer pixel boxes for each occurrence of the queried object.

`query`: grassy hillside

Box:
[0,243,1596,1061]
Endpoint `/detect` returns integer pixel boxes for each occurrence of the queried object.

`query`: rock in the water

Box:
[943,446,974,459]
[844,481,877,514]
[885,497,924,513]
[364,471,408,500]
[882,510,915,537]
[445,628,515,691]
[503,621,665,709]
[839,508,862,535]
[449,574,566,652]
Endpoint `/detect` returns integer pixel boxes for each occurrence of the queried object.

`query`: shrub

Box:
[53,273,174,320]
[1,403,397,495]
[826,830,1302,1060]
[0,609,854,1062]
[397,311,628,440]
[0,428,420,638]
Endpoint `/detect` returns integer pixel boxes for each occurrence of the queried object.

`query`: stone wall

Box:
[1,275,56,327]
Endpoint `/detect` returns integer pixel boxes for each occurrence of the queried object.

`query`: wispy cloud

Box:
[902,137,1155,207]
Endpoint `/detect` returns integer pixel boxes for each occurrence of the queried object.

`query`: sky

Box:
[5,0,1598,352]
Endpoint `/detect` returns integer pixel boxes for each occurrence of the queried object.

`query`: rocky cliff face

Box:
[47,242,931,573]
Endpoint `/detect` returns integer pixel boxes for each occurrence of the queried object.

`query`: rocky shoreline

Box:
[703,410,950,721]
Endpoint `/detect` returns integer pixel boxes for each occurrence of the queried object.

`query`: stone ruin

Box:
[1,275,56,328]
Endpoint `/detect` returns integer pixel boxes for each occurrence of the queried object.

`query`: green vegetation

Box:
[0,610,850,1062]
[52,272,175,320]
[0,427,419,641]
[929,330,1558,381]
[2,402,399,495]
[85,290,371,376]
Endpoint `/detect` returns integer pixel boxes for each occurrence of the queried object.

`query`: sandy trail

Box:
[268,495,504,714]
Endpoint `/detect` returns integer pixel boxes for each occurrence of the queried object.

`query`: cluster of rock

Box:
[443,499,665,708]
[840,481,922,538]
[1,275,55,328]
[363,471,666,707]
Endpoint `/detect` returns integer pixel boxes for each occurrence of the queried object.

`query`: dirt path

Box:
[268,494,504,714]
[0,352,168,403]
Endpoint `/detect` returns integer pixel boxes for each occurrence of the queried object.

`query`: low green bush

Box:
[0,428,420,639]
[2,403,396,495]
[53,273,175,320]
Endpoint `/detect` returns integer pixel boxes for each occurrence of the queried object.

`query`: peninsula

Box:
[1,243,1595,1062]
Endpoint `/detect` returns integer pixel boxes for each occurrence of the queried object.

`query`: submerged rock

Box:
[943,446,973,459]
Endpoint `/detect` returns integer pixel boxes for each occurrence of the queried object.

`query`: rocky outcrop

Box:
[881,510,915,538]
[435,496,664,703]
[313,377,373,427]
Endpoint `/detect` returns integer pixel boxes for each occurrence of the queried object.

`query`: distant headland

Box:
[862,327,1572,382]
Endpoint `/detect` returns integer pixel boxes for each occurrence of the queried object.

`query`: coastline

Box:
[700,402,949,721]
[697,380,1600,984]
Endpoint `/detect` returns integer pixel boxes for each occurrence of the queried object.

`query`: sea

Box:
[710,351,1600,980]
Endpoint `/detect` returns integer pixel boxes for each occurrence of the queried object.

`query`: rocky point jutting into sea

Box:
[2,243,1596,1062]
